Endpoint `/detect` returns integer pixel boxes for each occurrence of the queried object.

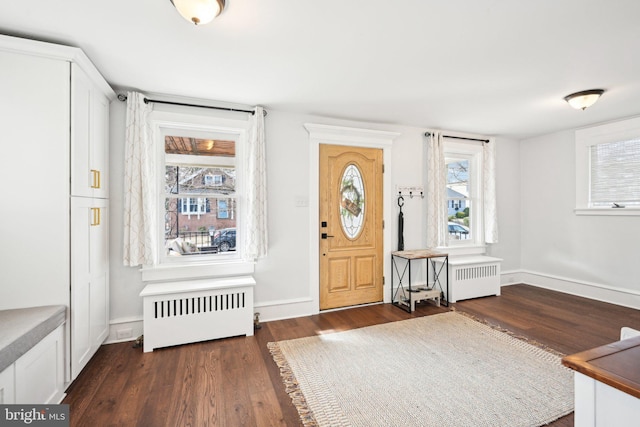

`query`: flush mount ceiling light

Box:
[170,0,225,25]
[563,89,605,110]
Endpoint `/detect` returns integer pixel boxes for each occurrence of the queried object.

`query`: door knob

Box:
[321,233,334,239]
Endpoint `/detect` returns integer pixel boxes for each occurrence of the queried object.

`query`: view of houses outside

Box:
[165,165,237,253]
[164,136,237,255]
[446,159,471,240]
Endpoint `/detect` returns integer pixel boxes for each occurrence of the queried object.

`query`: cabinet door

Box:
[14,326,65,404]
[70,197,109,380]
[71,64,109,199]
[0,365,15,404]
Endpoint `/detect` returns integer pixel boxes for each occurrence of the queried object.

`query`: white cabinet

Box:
[71,63,110,199]
[0,325,65,405]
[0,364,15,404]
[15,325,66,404]
[71,198,109,379]
[0,34,114,385]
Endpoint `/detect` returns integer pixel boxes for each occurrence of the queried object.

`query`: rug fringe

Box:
[451,308,567,358]
[267,342,319,427]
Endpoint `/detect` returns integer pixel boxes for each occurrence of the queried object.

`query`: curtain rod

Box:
[424,132,489,143]
[116,94,264,116]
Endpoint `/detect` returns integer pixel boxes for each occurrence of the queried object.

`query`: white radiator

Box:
[437,256,502,303]
[139,276,255,352]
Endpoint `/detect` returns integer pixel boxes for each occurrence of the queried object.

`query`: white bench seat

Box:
[0,305,66,404]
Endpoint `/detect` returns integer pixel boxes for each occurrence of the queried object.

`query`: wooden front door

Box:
[319,144,383,310]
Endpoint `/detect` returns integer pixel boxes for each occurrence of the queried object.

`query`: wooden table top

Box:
[562,335,640,399]
[391,249,448,260]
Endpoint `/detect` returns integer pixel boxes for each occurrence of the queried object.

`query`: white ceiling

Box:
[1,0,639,139]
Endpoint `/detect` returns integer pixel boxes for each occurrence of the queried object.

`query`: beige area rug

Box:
[268,312,574,427]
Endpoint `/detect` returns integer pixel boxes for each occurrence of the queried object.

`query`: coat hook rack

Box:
[396,186,425,199]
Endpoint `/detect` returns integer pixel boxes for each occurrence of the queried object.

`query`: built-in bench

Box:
[0,305,66,404]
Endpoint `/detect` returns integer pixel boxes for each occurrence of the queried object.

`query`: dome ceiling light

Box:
[170,0,225,25]
[564,89,605,110]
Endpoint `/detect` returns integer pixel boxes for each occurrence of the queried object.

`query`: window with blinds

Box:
[590,138,640,207]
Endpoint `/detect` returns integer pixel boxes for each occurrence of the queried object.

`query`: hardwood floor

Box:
[63,284,640,426]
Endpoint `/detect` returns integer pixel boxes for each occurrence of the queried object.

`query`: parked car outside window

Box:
[212,228,236,252]
[448,222,470,240]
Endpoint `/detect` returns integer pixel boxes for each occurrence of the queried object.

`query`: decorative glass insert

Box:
[340,164,365,239]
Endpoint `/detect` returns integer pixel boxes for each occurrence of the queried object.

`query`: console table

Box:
[391,249,449,312]
[562,335,640,426]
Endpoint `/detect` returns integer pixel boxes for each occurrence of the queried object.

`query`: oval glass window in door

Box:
[340,163,365,239]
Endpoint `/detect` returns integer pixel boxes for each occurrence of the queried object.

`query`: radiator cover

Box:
[437,256,502,303]
[139,276,255,352]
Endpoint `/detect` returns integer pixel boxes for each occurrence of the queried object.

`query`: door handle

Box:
[321,233,334,239]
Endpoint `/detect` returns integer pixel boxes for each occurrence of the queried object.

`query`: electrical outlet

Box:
[116,328,133,340]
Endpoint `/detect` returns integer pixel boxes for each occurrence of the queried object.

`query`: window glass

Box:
[163,136,237,257]
[590,138,640,207]
[339,163,365,239]
[446,158,472,242]
[575,116,640,215]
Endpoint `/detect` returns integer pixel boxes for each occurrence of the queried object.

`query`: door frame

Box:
[305,123,400,313]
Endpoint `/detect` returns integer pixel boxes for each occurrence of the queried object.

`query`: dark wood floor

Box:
[63,284,640,426]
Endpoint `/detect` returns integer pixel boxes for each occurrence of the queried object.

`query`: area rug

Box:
[268,311,574,427]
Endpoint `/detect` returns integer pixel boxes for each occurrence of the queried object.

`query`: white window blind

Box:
[590,138,640,207]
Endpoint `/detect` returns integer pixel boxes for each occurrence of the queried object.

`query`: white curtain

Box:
[242,106,268,260]
[483,141,499,243]
[426,132,448,248]
[123,91,158,266]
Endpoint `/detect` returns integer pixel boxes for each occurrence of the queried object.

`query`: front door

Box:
[319,144,383,310]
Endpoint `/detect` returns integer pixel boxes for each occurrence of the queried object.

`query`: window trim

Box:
[443,139,484,248]
[575,116,640,216]
[151,111,250,265]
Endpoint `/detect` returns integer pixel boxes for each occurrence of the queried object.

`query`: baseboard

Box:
[254,297,317,323]
[501,270,640,310]
[106,298,318,343]
[107,271,639,338]
[106,316,143,344]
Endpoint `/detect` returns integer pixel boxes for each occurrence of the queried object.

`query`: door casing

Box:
[305,123,399,314]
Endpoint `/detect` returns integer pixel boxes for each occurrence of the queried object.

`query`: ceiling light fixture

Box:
[170,0,225,25]
[563,89,605,110]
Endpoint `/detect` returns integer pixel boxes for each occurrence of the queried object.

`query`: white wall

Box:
[486,137,521,274]
[519,129,640,308]
[107,101,523,340]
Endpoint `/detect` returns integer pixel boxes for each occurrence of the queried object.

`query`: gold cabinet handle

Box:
[91,169,101,189]
[91,207,101,226]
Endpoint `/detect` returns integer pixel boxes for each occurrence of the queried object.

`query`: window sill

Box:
[141,260,255,283]
[575,208,640,216]
[433,244,487,256]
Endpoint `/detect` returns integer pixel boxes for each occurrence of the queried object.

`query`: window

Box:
[179,197,209,216]
[576,116,640,215]
[590,139,640,207]
[161,130,241,259]
[204,174,223,186]
[444,138,483,246]
[217,200,229,219]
